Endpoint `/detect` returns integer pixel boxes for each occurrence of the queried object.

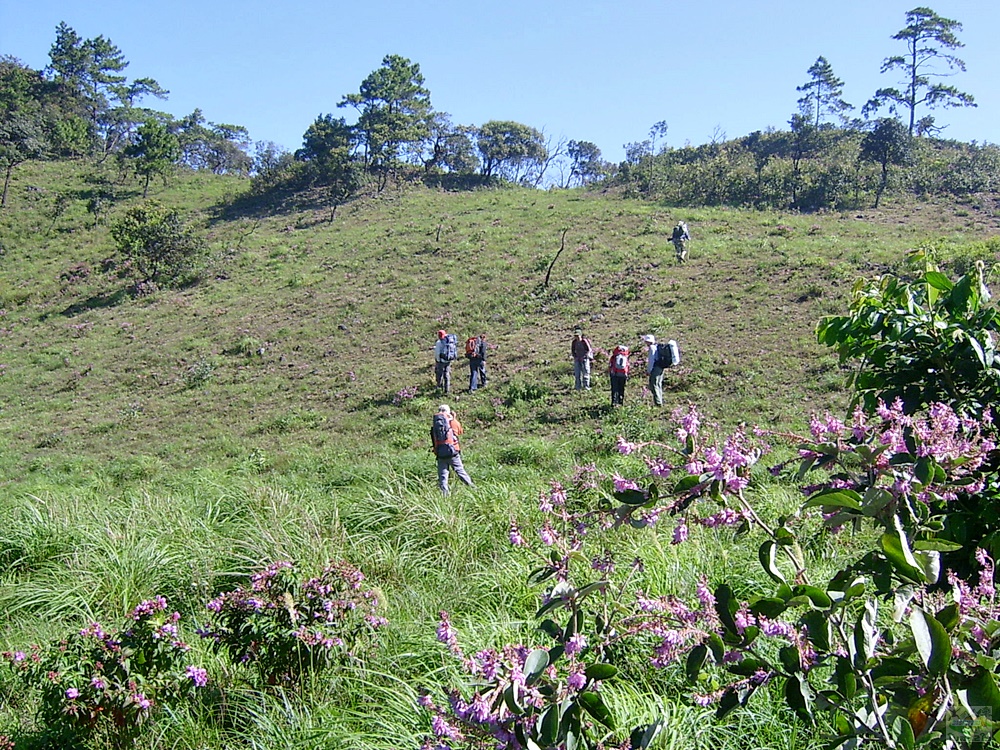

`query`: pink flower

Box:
[508,522,524,547]
[186,665,208,687]
[672,519,688,545]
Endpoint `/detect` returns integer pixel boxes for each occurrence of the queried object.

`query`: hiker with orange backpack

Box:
[430,404,475,495]
[466,333,488,392]
[608,344,630,406]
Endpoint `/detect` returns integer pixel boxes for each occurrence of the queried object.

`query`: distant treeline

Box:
[609,124,1000,210]
[3,9,996,211]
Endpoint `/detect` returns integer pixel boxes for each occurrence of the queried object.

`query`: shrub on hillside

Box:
[109,201,203,286]
[198,560,386,686]
[3,597,206,748]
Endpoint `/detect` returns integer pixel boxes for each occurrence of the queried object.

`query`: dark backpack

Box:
[655,340,681,368]
[442,333,458,361]
[431,413,457,458]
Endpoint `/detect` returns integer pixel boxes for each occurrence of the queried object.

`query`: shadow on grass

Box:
[52,288,130,318]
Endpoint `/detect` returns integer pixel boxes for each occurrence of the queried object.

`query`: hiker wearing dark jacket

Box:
[430,404,475,495]
[469,333,488,392]
[434,330,453,394]
[571,329,593,390]
[671,221,690,262]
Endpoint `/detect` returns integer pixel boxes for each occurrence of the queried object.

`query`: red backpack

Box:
[609,347,630,376]
[465,336,478,358]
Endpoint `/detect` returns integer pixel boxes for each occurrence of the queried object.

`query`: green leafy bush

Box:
[818,265,1000,417]
[110,200,203,284]
[3,597,206,748]
[199,560,385,686]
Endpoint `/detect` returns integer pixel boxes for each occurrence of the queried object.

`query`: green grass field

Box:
[0,160,997,748]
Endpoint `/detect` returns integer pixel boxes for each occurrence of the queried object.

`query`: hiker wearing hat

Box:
[571,328,594,391]
[643,334,665,407]
[430,404,475,495]
[434,330,457,394]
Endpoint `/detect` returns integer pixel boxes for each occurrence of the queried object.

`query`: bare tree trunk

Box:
[544,228,569,288]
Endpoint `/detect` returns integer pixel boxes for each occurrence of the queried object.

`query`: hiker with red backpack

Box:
[608,344,630,406]
[430,404,475,495]
[434,329,458,394]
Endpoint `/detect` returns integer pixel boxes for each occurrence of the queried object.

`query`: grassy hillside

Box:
[0,160,998,749]
[4,161,997,474]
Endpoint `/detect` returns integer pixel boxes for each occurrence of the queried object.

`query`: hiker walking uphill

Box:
[466,333,488,392]
[571,328,594,391]
[608,344,630,406]
[671,221,690,263]
[434,330,457,394]
[430,404,475,495]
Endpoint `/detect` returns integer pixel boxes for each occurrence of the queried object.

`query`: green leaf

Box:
[913,539,964,552]
[504,683,523,715]
[750,597,787,620]
[779,645,801,675]
[528,566,559,585]
[584,662,618,681]
[964,666,1000,715]
[716,688,741,719]
[629,720,664,750]
[537,705,559,746]
[891,714,916,750]
[524,648,550,685]
[924,271,954,292]
[784,673,815,723]
[614,488,649,506]
[673,474,701,494]
[578,691,614,729]
[909,607,951,676]
[969,333,987,367]
[714,584,740,636]
[880,522,926,583]
[791,585,833,609]
[914,457,934,485]
[758,541,786,584]
[835,656,857,700]
[686,644,708,682]
[577,581,608,600]
[707,633,726,662]
[802,610,830,652]
[853,599,878,668]
[539,619,562,641]
[802,489,863,512]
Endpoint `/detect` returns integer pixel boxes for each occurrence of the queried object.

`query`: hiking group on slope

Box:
[433,330,488,395]
[429,221,689,494]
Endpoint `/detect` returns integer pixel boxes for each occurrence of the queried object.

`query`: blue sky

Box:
[3,1,998,165]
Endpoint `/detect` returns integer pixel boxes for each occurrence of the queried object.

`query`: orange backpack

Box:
[465,336,478,358]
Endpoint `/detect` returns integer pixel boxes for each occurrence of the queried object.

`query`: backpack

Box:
[655,340,681,368]
[672,223,688,242]
[609,348,630,376]
[465,336,478,359]
[442,333,458,361]
[431,413,458,458]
